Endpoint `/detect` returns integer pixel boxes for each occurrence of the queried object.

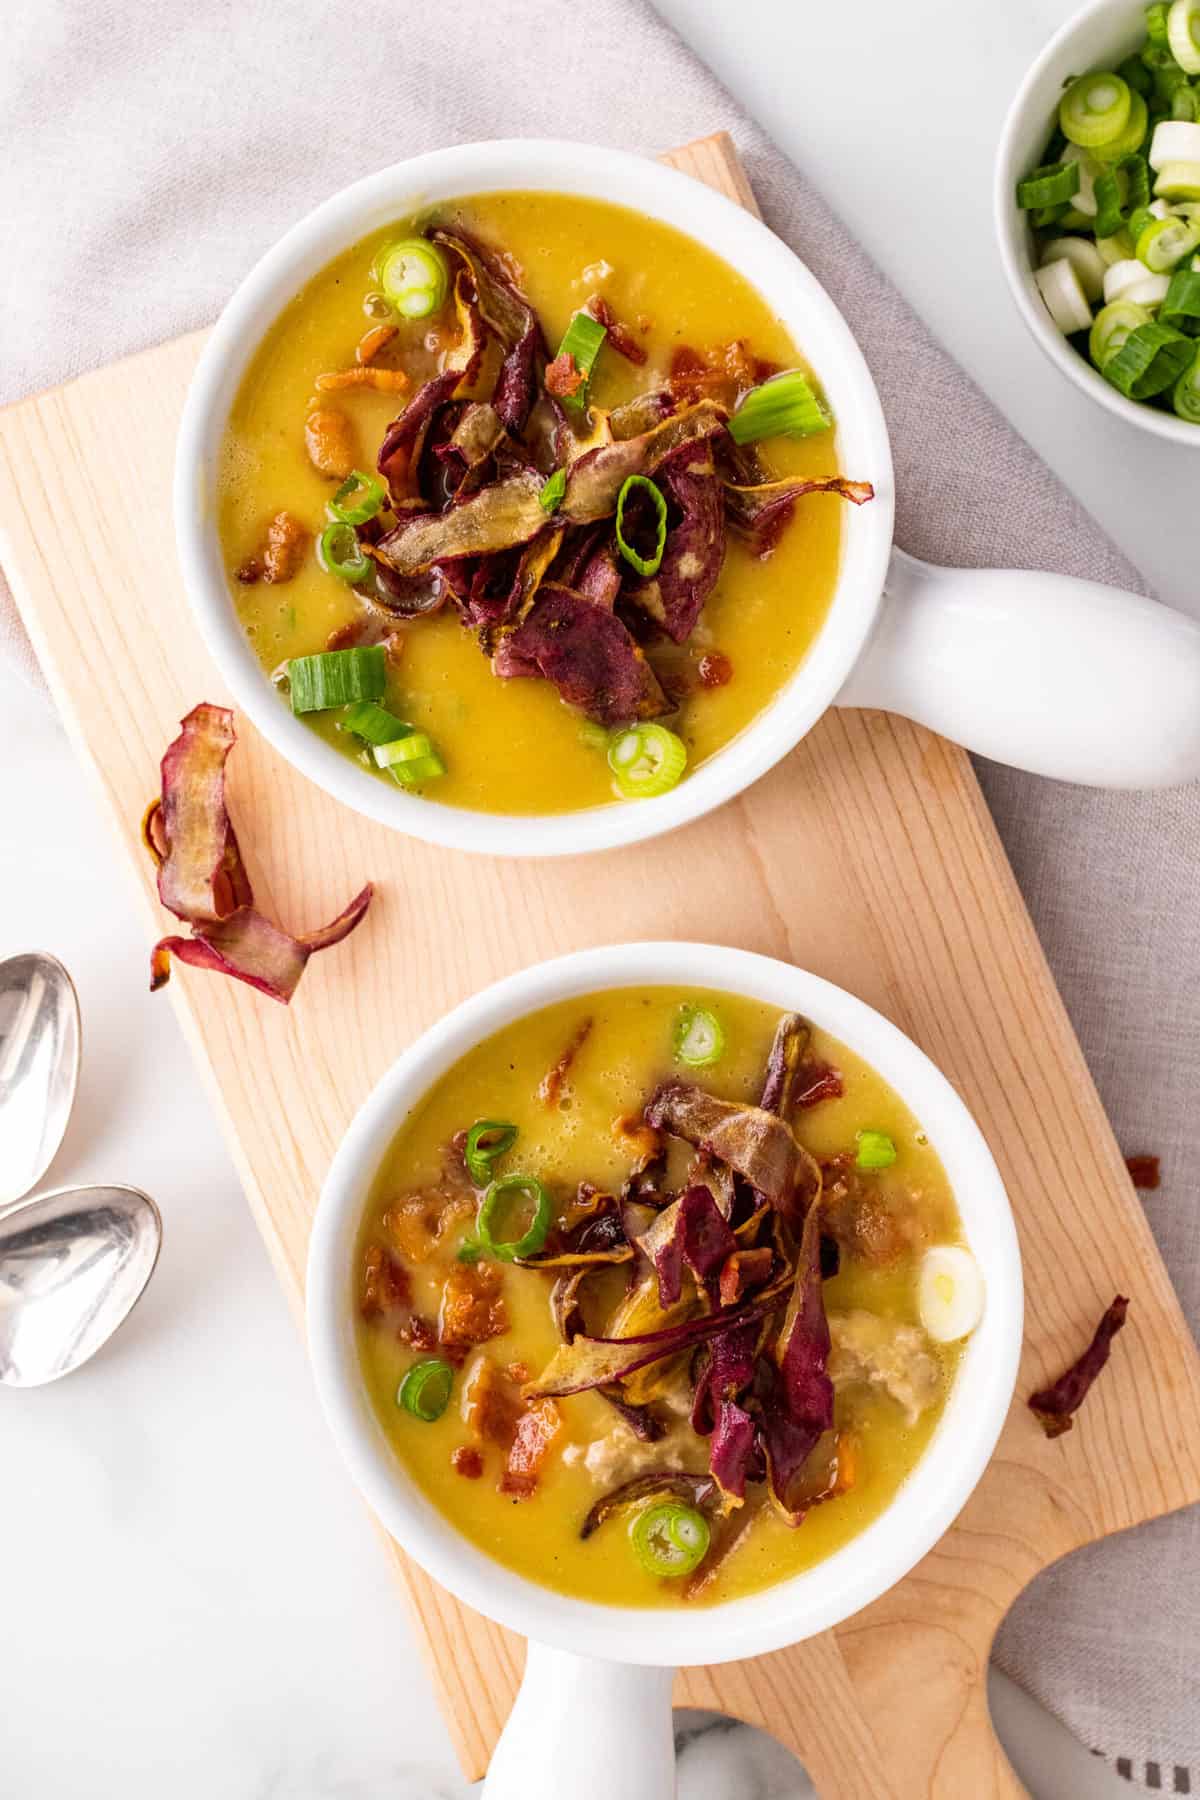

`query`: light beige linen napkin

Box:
[3,2,1196,1788]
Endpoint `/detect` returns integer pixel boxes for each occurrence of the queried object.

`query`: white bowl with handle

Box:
[306,940,1024,1800]
[176,138,1200,859]
[996,0,1200,446]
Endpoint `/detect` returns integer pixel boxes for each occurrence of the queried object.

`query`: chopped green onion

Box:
[372,731,446,786]
[464,1119,518,1187]
[554,310,607,414]
[614,475,668,578]
[1155,158,1200,197]
[1060,72,1132,149]
[578,719,611,750]
[1168,0,1200,74]
[728,368,832,444]
[607,723,688,800]
[397,1358,454,1422]
[630,1502,710,1578]
[1161,265,1200,326]
[1016,161,1081,209]
[673,1005,725,1069]
[341,700,414,747]
[318,521,372,584]
[1093,90,1149,162]
[288,645,386,714]
[1040,237,1107,302]
[1035,257,1093,333]
[1173,342,1200,415]
[1060,204,1100,229]
[1136,212,1200,267]
[474,1173,552,1262]
[856,1130,898,1171]
[328,469,386,527]
[1094,153,1151,236]
[539,468,567,512]
[1089,298,1154,367]
[1102,318,1195,393]
[1173,82,1199,119]
[1147,1,1172,47]
[376,238,449,320]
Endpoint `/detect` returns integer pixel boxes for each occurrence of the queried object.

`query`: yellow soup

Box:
[218,193,855,815]
[356,988,966,1609]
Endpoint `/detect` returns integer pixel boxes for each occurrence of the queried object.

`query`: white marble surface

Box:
[0,2,1172,1795]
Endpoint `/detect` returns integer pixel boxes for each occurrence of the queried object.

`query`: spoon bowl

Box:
[0,1184,162,1387]
[0,952,81,1209]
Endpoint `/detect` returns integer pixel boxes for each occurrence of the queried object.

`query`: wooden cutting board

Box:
[2,132,1198,1798]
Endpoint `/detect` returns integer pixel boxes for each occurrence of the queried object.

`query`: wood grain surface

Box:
[1,132,1197,1797]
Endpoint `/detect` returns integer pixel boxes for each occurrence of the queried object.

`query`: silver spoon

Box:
[0,952,162,1387]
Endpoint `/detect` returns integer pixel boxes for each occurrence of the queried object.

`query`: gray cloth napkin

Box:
[4,1,1197,1788]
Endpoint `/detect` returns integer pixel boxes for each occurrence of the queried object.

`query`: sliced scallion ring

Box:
[1039,237,1107,303]
[1102,318,1194,394]
[1161,265,1200,326]
[288,645,386,714]
[673,1004,725,1069]
[1149,119,1200,169]
[341,701,413,747]
[1060,71,1132,149]
[1136,212,1200,268]
[1168,0,1200,75]
[464,1119,518,1187]
[1092,90,1149,163]
[397,1359,454,1422]
[318,520,372,584]
[376,239,450,320]
[328,469,386,527]
[614,475,668,578]
[630,1501,710,1578]
[1089,298,1153,368]
[1173,343,1200,417]
[1034,258,1094,334]
[1016,161,1081,210]
[1155,158,1200,199]
[475,1173,552,1262]
[728,369,832,443]
[607,723,687,800]
[372,732,446,786]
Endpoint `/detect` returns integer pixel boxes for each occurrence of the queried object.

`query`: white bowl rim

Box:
[174,138,896,858]
[306,941,1023,1666]
[995,0,1200,447]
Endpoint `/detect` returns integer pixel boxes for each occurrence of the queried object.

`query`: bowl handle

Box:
[835,547,1200,788]
[482,1642,677,1800]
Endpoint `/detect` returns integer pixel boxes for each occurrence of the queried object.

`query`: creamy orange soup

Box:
[217,193,860,814]
[355,988,969,1608]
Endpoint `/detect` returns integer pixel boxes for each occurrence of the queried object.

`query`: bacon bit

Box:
[613,1112,662,1163]
[463,1356,523,1444]
[545,351,586,399]
[698,651,733,689]
[385,1191,474,1264]
[440,1261,508,1347]
[820,1153,930,1267]
[324,617,407,661]
[1125,1154,1161,1190]
[539,1016,594,1107]
[399,1314,439,1352]
[669,339,771,409]
[360,1243,411,1319]
[262,510,308,584]
[305,407,357,480]
[235,558,262,585]
[1029,1296,1130,1438]
[795,1062,844,1108]
[356,323,399,365]
[500,1398,561,1498]
[718,1246,774,1308]
[317,365,411,394]
[586,295,648,366]
[451,1445,484,1480]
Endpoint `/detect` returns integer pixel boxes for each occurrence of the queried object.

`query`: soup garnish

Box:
[356,989,980,1606]
[143,703,372,1000]
[220,194,873,815]
[1028,1294,1129,1438]
[1016,1,1200,421]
